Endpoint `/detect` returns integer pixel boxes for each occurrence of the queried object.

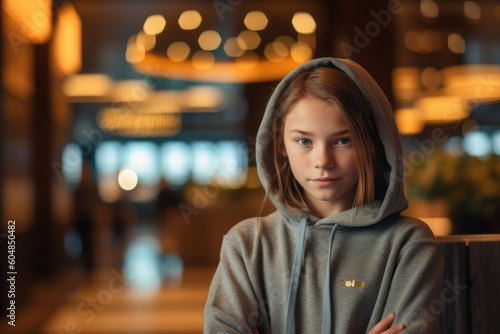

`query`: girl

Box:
[204,58,444,333]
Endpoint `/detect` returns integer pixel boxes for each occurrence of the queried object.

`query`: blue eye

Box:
[297,138,311,146]
[337,138,351,145]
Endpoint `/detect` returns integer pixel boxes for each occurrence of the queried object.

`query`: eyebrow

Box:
[288,129,350,136]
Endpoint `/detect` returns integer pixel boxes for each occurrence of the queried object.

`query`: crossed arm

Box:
[250,313,404,334]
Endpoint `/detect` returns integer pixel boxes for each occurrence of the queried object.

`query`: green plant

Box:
[405,150,500,221]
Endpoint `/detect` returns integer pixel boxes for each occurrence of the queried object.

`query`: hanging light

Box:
[178,10,202,30]
[52,4,81,75]
[420,0,439,20]
[128,4,320,83]
[143,15,166,35]
[441,64,500,103]
[415,95,469,124]
[463,1,481,21]
[244,11,268,31]
[2,0,52,44]
[395,108,425,135]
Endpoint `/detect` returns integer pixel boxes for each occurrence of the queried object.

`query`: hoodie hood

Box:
[256,57,408,227]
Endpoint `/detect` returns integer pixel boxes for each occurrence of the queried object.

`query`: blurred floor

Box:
[38,266,215,334]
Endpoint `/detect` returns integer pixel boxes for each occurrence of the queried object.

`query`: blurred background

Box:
[0,0,499,333]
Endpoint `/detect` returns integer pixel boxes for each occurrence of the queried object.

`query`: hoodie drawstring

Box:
[285,216,307,334]
[285,218,340,334]
[321,223,339,334]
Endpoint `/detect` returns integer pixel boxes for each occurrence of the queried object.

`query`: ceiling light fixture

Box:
[127,4,320,83]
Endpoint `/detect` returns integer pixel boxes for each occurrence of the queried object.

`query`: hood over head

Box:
[256,57,408,227]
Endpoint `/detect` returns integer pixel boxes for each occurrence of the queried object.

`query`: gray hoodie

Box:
[204,58,444,333]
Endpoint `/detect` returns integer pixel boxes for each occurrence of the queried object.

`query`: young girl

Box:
[204,58,444,333]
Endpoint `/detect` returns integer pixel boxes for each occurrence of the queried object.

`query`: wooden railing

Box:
[437,235,500,334]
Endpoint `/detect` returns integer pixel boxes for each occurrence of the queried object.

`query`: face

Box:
[282,97,358,218]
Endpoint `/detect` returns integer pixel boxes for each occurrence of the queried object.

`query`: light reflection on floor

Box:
[41,266,214,334]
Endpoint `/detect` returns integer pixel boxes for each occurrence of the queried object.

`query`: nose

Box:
[314,145,334,169]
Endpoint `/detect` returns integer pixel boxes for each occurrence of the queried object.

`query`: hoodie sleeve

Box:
[382,236,444,333]
[204,233,263,334]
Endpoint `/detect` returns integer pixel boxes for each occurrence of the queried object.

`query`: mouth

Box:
[311,177,339,186]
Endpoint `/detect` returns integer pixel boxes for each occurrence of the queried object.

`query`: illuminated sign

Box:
[97,108,181,137]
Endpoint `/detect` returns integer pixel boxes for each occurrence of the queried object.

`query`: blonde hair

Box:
[270,66,389,215]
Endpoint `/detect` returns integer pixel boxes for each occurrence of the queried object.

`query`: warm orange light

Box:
[126,35,145,64]
[127,7,320,83]
[290,42,313,63]
[236,52,259,70]
[404,31,441,53]
[223,38,244,58]
[237,30,261,50]
[415,95,469,123]
[133,52,302,83]
[441,65,500,102]
[272,41,289,57]
[404,31,421,52]
[292,12,316,34]
[394,108,425,135]
[3,0,52,44]
[112,80,150,102]
[178,10,202,30]
[167,42,190,62]
[62,74,113,102]
[136,31,156,52]
[244,11,268,31]
[143,15,166,35]
[448,33,465,54]
[392,67,421,100]
[52,4,81,75]
[198,30,221,51]
[192,51,215,70]
[98,109,182,137]
[419,217,453,236]
[463,1,481,20]
[182,86,225,110]
[264,42,285,62]
[420,0,439,19]
[421,66,441,90]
